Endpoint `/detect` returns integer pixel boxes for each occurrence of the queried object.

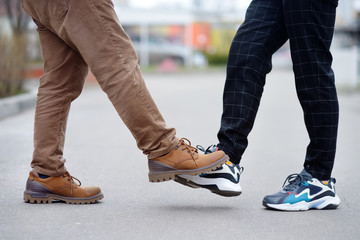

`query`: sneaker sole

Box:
[148,155,229,182]
[24,191,104,204]
[174,176,242,197]
[262,195,341,211]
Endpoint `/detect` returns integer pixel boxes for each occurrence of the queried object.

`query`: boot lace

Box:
[62,171,81,194]
[175,138,199,166]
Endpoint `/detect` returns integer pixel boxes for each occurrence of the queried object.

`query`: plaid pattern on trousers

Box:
[217,0,339,179]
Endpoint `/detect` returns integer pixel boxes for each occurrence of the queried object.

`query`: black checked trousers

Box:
[217,0,339,179]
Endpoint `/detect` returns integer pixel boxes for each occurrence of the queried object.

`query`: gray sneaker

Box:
[262,169,341,211]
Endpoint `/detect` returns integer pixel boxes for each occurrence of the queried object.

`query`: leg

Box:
[25,0,228,181]
[23,0,228,204]
[284,0,339,179]
[217,0,288,163]
[52,0,178,159]
[31,21,88,176]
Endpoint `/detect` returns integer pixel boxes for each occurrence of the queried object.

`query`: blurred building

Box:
[2,0,360,86]
[336,0,358,26]
[114,0,248,67]
[0,4,11,34]
[332,0,360,87]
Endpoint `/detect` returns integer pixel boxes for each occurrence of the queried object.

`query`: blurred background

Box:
[0,0,360,99]
[1,2,360,239]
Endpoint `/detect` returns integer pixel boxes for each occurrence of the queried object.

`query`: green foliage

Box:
[0,34,28,98]
[0,0,31,98]
[204,52,228,66]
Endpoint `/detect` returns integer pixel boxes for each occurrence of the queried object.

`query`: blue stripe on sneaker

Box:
[284,192,310,204]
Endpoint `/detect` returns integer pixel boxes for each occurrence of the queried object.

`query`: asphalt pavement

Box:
[0,69,359,240]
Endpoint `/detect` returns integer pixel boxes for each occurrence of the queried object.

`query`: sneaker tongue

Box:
[299,169,313,179]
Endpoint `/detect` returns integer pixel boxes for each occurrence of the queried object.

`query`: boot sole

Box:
[148,155,229,182]
[24,191,104,204]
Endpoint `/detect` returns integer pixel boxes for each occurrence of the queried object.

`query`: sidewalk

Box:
[0,69,96,120]
[0,69,359,240]
[0,79,38,120]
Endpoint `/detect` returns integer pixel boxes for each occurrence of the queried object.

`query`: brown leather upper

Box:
[29,171,101,198]
[151,138,226,170]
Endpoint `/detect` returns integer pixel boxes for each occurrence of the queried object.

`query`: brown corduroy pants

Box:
[22,0,178,176]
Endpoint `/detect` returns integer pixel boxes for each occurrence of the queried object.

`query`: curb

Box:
[0,80,38,120]
[0,90,37,120]
[0,72,96,121]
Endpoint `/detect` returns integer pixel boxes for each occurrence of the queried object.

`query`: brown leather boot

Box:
[148,138,229,182]
[24,171,103,204]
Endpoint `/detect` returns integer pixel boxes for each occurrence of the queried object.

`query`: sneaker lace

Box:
[196,145,206,153]
[197,144,244,173]
[63,171,81,194]
[196,144,217,154]
[177,138,199,166]
[282,173,304,191]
